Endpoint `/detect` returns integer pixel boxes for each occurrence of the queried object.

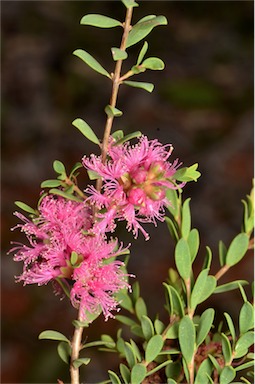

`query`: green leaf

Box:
[187,229,199,262]
[72,118,100,145]
[234,331,254,359]
[135,297,147,320]
[81,340,115,349]
[73,357,91,368]
[166,188,179,217]
[131,281,140,304]
[214,280,249,294]
[14,201,37,215]
[131,363,147,384]
[70,162,83,177]
[108,370,122,384]
[221,333,232,365]
[141,57,164,70]
[126,15,167,48]
[174,163,201,182]
[49,188,82,202]
[145,334,164,363]
[123,81,154,93]
[225,233,249,267]
[53,160,66,175]
[113,131,142,146]
[179,316,196,364]
[123,80,154,93]
[163,283,184,317]
[115,315,137,327]
[112,130,124,141]
[41,179,63,188]
[181,198,191,239]
[70,251,79,266]
[202,246,212,270]
[141,315,155,341]
[196,308,215,346]
[154,319,165,335]
[120,363,130,384]
[191,270,216,309]
[131,325,143,338]
[239,301,254,334]
[111,47,128,61]
[137,41,148,65]
[165,216,179,242]
[165,361,182,381]
[208,354,221,374]
[80,14,122,28]
[224,312,236,343]
[57,341,71,364]
[116,290,134,312]
[167,380,178,384]
[130,340,142,362]
[165,322,179,339]
[235,360,255,371]
[194,358,213,384]
[124,342,137,368]
[105,105,123,117]
[87,169,100,180]
[238,282,248,302]
[73,49,111,78]
[175,238,192,280]
[219,366,236,384]
[39,330,69,343]
[121,0,139,8]
[219,240,227,267]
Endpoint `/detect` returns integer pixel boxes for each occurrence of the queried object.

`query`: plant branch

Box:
[96,6,133,192]
[70,307,84,384]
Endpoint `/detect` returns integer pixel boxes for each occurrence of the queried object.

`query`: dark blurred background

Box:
[1,1,254,383]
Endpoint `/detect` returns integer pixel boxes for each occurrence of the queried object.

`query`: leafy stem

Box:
[96,6,134,192]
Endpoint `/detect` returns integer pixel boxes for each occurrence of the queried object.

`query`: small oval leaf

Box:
[111,47,128,61]
[41,180,63,188]
[80,14,122,28]
[105,105,123,117]
[53,160,66,175]
[131,363,147,384]
[239,301,254,334]
[179,316,196,364]
[123,80,154,93]
[175,238,191,280]
[141,57,165,70]
[141,315,155,341]
[57,341,71,364]
[145,334,164,363]
[73,49,111,78]
[137,41,148,65]
[214,280,249,294]
[219,366,236,384]
[14,201,37,215]
[181,198,191,239]
[38,330,69,343]
[135,297,147,320]
[126,15,168,48]
[226,233,249,267]
[72,118,100,145]
[196,308,215,347]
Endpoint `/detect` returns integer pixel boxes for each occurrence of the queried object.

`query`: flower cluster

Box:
[83,135,181,240]
[10,196,129,321]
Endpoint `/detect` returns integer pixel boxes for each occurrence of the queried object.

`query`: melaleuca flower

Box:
[83,135,182,240]
[10,195,130,321]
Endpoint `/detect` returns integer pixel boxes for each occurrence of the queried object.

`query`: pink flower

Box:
[83,135,182,239]
[10,195,130,321]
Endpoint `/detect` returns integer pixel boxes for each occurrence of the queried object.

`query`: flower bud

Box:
[130,166,147,185]
[128,187,146,206]
[147,186,166,201]
[148,161,166,179]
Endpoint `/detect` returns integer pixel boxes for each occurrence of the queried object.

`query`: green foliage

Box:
[73,49,111,78]
[121,0,139,8]
[111,48,128,61]
[225,233,249,266]
[123,80,154,92]
[14,201,37,215]
[126,15,167,48]
[174,163,201,182]
[72,118,100,145]
[73,358,91,368]
[38,330,69,343]
[80,14,122,28]
[196,308,215,346]
[131,364,147,383]
[57,341,71,364]
[239,301,254,334]
[175,238,191,280]
[145,335,164,363]
[141,57,165,70]
[105,105,123,117]
[179,316,196,364]
[136,41,148,65]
